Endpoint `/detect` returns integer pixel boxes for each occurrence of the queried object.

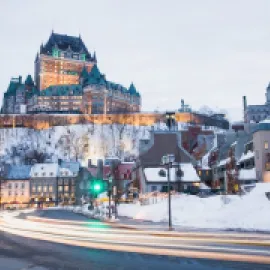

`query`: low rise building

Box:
[253,119,270,182]
[57,161,80,205]
[1,165,31,209]
[30,163,59,206]
[136,130,199,194]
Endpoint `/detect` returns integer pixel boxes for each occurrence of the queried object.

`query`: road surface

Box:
[0,209,270,270]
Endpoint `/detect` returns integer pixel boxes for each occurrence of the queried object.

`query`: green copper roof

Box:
[80,66,89,79]
[82,64,140,96]
[4,79,22,97]
[128,83,137,94]
[25,75,34,86]
[40,84,83,96]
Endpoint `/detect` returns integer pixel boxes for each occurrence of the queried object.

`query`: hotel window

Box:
[265,141,269,150]
[38,186,42,192]
[43,186,47,192]
[8,183,12,189]
[49,185,53,192]
[15,183,18,189]
[58,186,63,192]
[21,183,25,189]
[32,185,36,192]
[64,186,69,192]
[21,191,24,196]
[8,191,12,196]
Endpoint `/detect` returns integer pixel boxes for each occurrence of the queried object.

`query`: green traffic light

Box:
[93,183,101,192]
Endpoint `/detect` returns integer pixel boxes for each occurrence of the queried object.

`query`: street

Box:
[0,210,270,269]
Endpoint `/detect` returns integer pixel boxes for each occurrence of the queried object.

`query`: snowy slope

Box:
[0,124,151,165]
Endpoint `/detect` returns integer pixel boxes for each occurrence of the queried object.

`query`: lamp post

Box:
[108,176,112,219]
[161,154,175,231]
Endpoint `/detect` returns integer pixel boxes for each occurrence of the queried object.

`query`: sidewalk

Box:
[106,216,270,235]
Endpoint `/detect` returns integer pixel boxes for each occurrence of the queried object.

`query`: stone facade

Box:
[245,83,270,123]
[1,32,141,115]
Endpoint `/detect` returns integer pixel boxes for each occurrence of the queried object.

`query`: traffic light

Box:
[90,179,107,197]
[93,183,102,192]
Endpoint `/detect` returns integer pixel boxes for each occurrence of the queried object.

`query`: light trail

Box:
[1,212,270,265]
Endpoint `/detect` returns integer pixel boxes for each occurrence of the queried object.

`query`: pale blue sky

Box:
[1,0,270,121]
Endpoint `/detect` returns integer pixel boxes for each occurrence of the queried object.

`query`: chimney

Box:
[88,159,92,167]
[243,96,247,123]
[97,159,103,180]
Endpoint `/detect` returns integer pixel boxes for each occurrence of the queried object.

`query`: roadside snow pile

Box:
[118,183,270,231]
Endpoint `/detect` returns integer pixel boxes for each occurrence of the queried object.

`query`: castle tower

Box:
[266,83,270,105]
[35,32,96,90]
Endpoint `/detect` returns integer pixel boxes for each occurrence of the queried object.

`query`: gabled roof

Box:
[139,132,195,166]
[41,32,92,60]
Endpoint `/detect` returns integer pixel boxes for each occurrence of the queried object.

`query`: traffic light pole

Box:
[108,190,112,219]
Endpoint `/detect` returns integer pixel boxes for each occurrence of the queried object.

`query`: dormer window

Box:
[42,172,46,176]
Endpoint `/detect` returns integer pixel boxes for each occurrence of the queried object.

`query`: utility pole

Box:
[167,162,172,230]
[108,176,112,219]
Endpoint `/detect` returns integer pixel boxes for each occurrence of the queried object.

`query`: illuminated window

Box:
[265,141,269,150]
[58,186,63,192]
[43,186,47,192]
[38,186,42,192]
[32,185,36,192]
[64,186,69,192]
[49,185,53,192]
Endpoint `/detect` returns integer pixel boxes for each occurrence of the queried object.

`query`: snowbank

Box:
[118,184,270,231]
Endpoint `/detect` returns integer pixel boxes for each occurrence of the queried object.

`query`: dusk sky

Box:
[1,0,270,121]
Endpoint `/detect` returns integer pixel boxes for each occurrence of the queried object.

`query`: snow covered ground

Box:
[118,184,270,232]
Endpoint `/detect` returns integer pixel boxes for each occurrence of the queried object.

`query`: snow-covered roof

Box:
[200,182,211,190]
[218,157,230,167]
[30,163,59,178]
[59,161,80,177]
[6,165,32,180]
[201,151,211,170]
[238,168,256,181]
[144,163,200,183]
[259,118,270,124]
[231,141,237,147]
[239,151,254,163]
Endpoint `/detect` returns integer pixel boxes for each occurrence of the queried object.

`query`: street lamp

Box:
[160,154,175,231]
[108,176,112,219]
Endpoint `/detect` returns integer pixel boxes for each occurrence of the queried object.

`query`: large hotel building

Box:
[1,32,141,114]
